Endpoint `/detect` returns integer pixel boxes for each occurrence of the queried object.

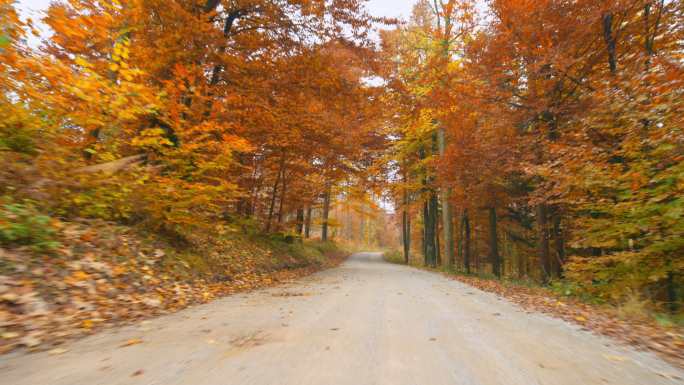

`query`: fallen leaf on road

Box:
[19,335,41,348]
[71,271,90,281]
[48,348,68,355]
[120,338,143,347]
[131,369,144,377]
[603,354,628,362]
[575,316,587,322]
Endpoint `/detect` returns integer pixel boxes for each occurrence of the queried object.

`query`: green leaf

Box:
[0,35,10,48]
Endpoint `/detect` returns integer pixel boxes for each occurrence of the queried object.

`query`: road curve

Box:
[1,252,682,385]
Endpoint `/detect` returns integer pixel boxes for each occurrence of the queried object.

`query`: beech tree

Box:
[382,0,682,312]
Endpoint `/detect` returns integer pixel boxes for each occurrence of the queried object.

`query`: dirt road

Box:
[1,252,681,385]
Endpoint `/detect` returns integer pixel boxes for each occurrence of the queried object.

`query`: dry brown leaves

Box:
[0,222,348,355]
[447,274,684,369]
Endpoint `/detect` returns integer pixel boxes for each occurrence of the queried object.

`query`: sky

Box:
[366,0,415,21]
[16,0,50,18]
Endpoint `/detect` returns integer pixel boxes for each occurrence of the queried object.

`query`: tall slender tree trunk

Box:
[423,201,429,261]
[304,206,312,239]
[518,251,526,279]
[265,157,285,232]
[462,209,471,274]
[428,191,439,267]
[422,196,438,267]
[437,128,455,269]
[537,203,551,283]
[321,183,332,242]
[457,209,463,269]
[402,188,411,264]
[489,207,501,278]
[552,211,564,278]
[295,208,305,235]
[277,170,287,226]
[424,192,438,268]
[436,215,441,266]
[420,134,439,267]
[603,12,617,75]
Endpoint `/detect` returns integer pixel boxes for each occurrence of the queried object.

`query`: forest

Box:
[382,0,683,317]
[0,0,682,356]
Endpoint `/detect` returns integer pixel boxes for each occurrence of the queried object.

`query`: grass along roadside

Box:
[382,250,684,369]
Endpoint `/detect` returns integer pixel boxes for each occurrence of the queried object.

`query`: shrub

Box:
[0,198,61,252]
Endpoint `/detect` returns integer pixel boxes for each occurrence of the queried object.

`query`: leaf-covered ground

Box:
[0,220,347,354]
[446,274,684,369]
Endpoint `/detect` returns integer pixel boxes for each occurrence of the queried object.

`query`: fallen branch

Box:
[75,154,146,175]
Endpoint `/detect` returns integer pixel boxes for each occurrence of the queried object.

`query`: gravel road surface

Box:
[1,252,682,385]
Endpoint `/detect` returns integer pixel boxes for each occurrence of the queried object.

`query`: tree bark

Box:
[265,156,285,233]
[428,191,439,267]
[424,192,438,268]
[603,12,617,75]
[277,170,287,226]
[321,183,332,242]
[489,207,501,278]
[402,187,411,265]
[423,200,429,262]
[462,209,471,274]
[537,203,551,283]
[552,211,565,278]
[437,127,455,269]
[436,213,441,266]
[75,154,146,175]
[295,208,305,235]
[304,206,312,238]
[208,9,245,86]
[202,0,221,13]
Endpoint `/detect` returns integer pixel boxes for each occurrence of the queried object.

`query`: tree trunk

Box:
[463,209,471,274]
[424,192,438,268]
[603,12,617,74]
[489,207,501,278]
[208,9,243,86]
[429,191,439,267]
[423,201,429,262]
[402,188,411,264]
[552,211,565,278]
[437,127,455,269]
[277,170,287,226]
[304,206,312,238]
[295,208,305,235]
[457,209,463,269]
[436,213,441,266]
[537,203,551,283]
[321,183,332,242]
[265,158,285,233]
